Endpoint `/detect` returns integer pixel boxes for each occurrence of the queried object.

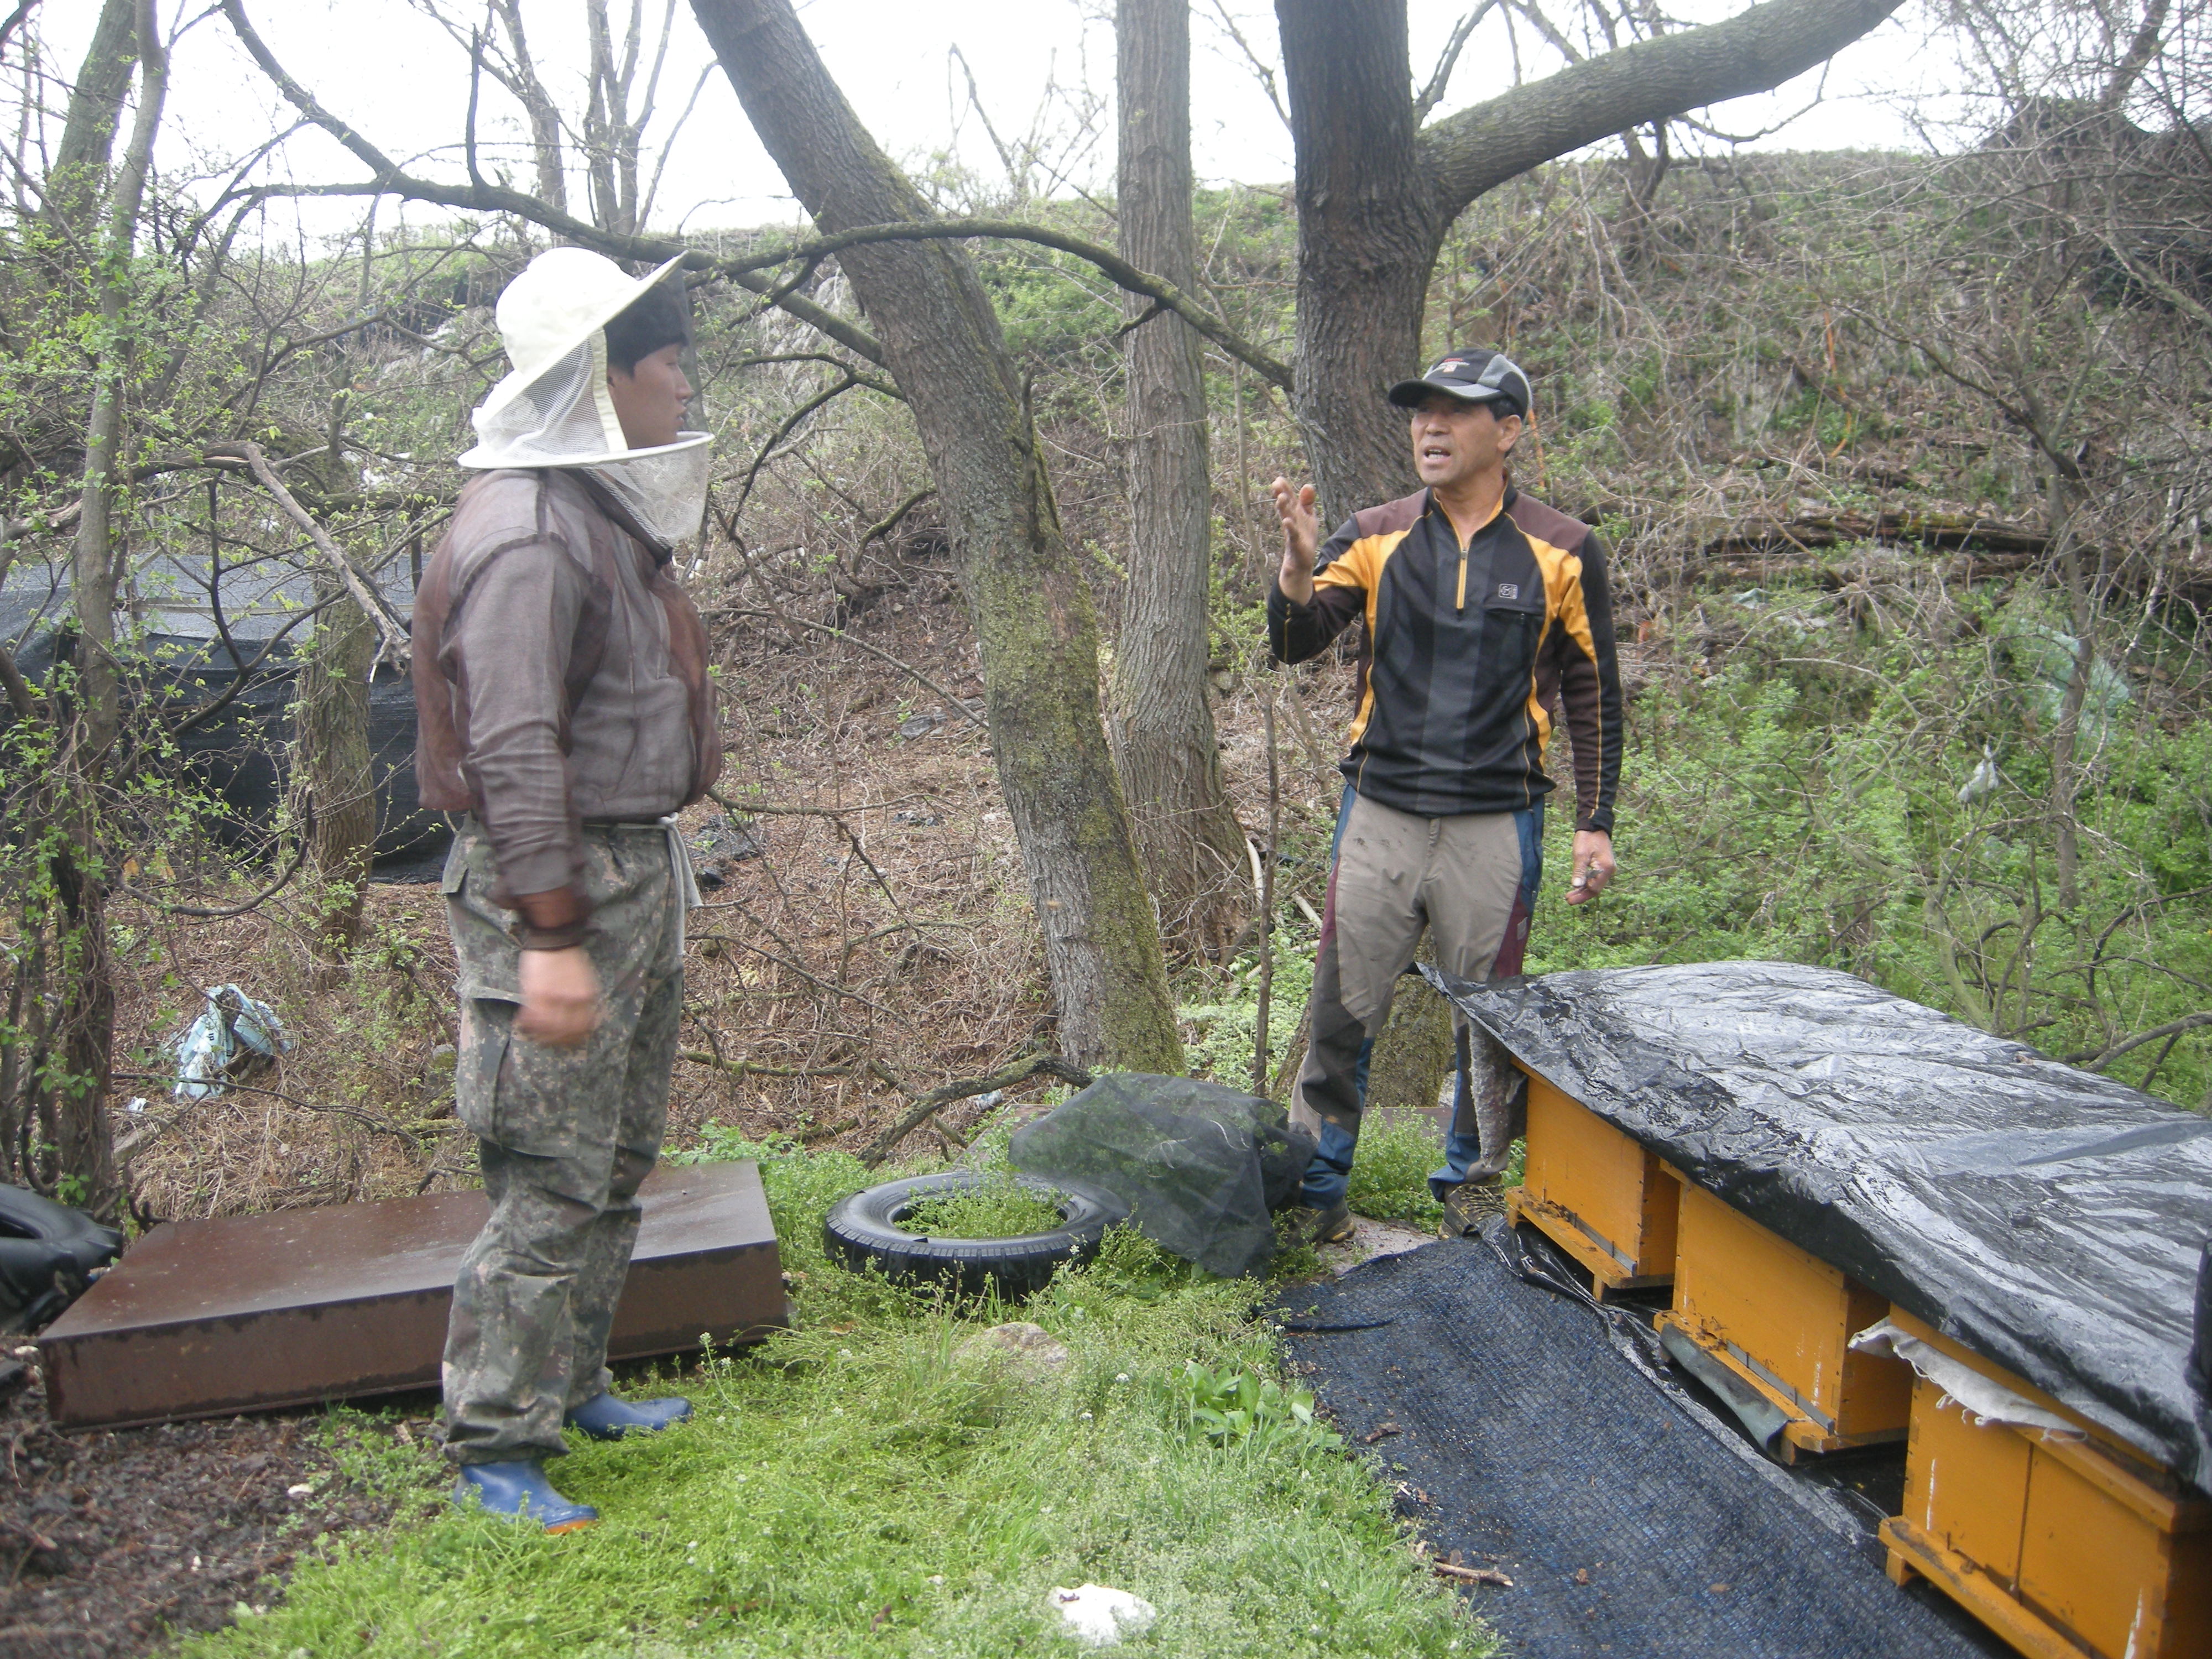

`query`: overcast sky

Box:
[25,1,1951,249]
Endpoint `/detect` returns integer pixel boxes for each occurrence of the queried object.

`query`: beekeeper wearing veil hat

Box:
[413,247,724,1530]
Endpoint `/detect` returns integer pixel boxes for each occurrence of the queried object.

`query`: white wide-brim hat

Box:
[484,248,686,418]
[458,247,711,472]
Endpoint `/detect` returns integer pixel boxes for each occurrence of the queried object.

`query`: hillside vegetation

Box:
[6,144,2206,1235]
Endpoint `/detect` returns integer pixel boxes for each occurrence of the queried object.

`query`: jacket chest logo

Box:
[1495,582,1520,602]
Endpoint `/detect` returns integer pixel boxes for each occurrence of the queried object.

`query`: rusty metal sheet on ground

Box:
[37,1159,782,1431]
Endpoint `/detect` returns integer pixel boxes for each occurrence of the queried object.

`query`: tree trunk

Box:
[690,0,1184,1072]
[51,844,118,1213]
[293,572,377,958]
[48,0,139,234]
[490,0,569,216]
[71,0,169,760]
[1275,0,1437,521]
[1108,0,1250,961]
[50,0,167,1219]
[1275,0,1903,518]
[1360,938,1457,1118]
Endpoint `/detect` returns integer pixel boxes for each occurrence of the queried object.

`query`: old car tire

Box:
[822,1170,1131,1298]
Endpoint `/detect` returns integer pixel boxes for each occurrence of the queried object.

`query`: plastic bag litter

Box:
[1010,1073,1316,1279]
[173,984,293,1100]
[1050,1584,1156,1647]
[1429,960,2212,1493]
[2002,617,2132,743]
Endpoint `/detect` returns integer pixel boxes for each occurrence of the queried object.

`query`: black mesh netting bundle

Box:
[1009,1073,1316,1278]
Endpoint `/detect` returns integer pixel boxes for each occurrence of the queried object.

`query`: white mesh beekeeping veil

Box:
[458,258,713,550]
[584,440,712,550]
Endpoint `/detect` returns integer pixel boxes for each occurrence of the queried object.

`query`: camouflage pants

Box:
[439,817,687,1465]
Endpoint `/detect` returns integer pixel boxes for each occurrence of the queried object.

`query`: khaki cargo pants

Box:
[439,817,690,1465]
[1292,787,1543,1208]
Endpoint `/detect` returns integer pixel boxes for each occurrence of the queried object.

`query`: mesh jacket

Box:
[413,467,721,944]
[1267,487,1622,832]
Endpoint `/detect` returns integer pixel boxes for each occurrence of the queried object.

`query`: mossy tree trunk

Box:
[47,0,167,1218]
[1107,0,1251,963]
[293,571,377,958]
[1359,940,1455,1120]
[46,0,139,236]
[690,0,1184,1071]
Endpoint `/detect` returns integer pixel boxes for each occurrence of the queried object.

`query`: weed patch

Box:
[1344,1118,1448,1230]
[900,1173,1068,1240]
[185,1139,1485,1658]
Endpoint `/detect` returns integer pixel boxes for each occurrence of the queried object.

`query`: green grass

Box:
[900,1173,1070,1240]
[187,1136,1486,1659]
[1343,1118,1449,1231]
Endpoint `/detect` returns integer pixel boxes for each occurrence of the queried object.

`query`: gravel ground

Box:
[0,1360,425,1658]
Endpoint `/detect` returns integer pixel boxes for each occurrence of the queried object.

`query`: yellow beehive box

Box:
[1653,1182,1912,1459]
[1877,1310,2212,1659]
[1504,1070,1678,1300]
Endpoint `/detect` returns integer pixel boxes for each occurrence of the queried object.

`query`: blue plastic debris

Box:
[173,984,293,1100]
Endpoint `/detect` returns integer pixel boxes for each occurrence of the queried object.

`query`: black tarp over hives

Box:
[1429,961,2212,1493]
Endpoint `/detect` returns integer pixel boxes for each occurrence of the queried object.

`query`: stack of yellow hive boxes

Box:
[1473,962,2211,1659]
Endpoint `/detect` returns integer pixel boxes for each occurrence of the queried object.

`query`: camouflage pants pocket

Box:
[453,995,516,1147]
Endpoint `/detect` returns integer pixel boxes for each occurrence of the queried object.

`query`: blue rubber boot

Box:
[566,1392,693,1441]
[452,1460,598,1532]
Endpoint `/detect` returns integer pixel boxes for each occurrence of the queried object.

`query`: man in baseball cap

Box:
[1267,347,1623,1246]
[1386,348,1533,419]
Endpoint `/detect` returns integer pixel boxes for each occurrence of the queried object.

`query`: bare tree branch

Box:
[222,1,1293,386]
[1414,3,1498,122]
[225,441,411,669]
[1418,0,1902,214]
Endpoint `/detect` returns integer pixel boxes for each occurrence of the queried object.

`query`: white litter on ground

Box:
[1050,1584,1157,1646]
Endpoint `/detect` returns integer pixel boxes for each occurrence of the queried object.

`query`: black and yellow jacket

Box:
[1267,486,1622,832]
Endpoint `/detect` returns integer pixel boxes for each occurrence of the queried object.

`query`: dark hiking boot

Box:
[453,1459,598,1532]
[566,1393,693,1441]
[1437,1180,1506,1239]
[1285,1201,1355,1247]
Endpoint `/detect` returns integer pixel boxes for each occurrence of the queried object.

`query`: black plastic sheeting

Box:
[1428,959,2212,1492]
[1009,1073,1314,1279]
[0,1186,123,1332]
[3,629,451,881]
[1282,1232,2010,1659]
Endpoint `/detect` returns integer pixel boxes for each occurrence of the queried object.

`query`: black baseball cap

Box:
[1387,348,1531,419]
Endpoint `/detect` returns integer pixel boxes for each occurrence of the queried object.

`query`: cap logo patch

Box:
[1437,359,1464,372]
[1496,582,1520,601]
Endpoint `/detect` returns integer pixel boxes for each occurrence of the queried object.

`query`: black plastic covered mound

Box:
[1010,1073,1316,1279]
[1285,1235,2010,1659]
[1428,961,2212,1491]
[1,629,450,882]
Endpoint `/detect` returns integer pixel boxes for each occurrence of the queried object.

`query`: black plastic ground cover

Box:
[1429,960,2212,1493]
[1284,1235,2011,1659]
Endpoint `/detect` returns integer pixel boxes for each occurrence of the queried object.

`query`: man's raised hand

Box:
[1270,476,1319,603]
